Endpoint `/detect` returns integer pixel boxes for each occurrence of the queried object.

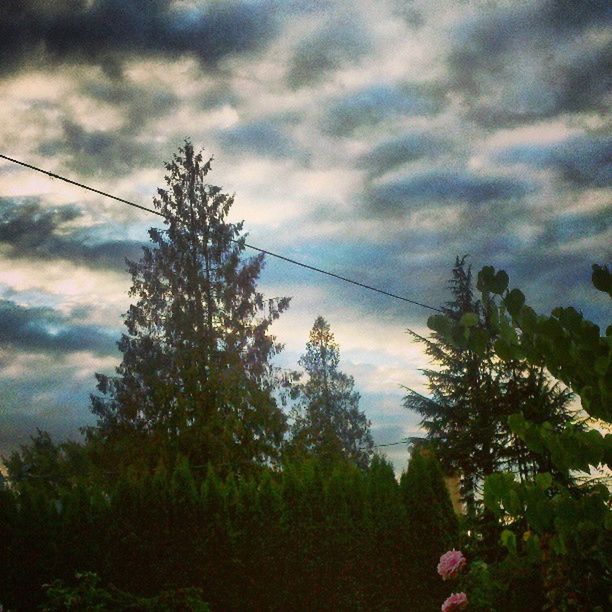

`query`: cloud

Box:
[0,299,118,356]
[38,119,158,176]
[216,119,298,158]
[81,79,179,128]
[321,83,441,137]
[286,18,371,89]
[366,170,530,215]
[540,208,611,248]
[447,0,612,125]
[357,131,449,178]
[0,0,279,76]
[0,197,144,270]
[495,134,612,188]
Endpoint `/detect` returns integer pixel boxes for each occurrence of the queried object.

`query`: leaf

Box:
[594,356,608,376]
[501,529,517,554]
[494,338,514,361]
[459,312,479,327]
[467,327,489,355]
[535,473,552,491]
[427,314,451,336]
[508,413,527,436]
[505,488,522,516]
[504,288,525,317]
[484,472,515,514]
[518,305,537,333]
[592,264,611,296]
[477,266,496,292]
[492,270,509,295]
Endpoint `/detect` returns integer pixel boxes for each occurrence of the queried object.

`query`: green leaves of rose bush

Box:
[484,469,610,557]
[508,412,611,473]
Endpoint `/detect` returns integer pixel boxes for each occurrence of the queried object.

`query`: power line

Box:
[370,439,411,449]
[0,153,442,313]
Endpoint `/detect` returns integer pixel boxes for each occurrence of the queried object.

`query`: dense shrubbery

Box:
[0,455,457,611]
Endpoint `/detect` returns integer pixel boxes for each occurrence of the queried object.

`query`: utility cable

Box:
[0,153,443,313]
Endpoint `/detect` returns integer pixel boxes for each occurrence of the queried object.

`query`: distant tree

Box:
[287,316,373,468]
[89,141,290,474]
[4,430,92,496]
[403,256,575,514]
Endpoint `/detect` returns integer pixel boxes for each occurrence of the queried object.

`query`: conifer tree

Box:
[403,256,575,513]
[288,316,373,468]
[90,141,289,473]
[400,447,458,605]
[404,256,497,512]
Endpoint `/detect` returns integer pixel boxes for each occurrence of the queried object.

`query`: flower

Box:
[441,592,468,611]
[437,549,467,580]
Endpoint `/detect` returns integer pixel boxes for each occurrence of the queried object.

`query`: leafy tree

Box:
[89,141,290,474]
[287,316,373,468]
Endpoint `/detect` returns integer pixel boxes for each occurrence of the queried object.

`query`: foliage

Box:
[400,449,459,607]
[288,316,373,468]
[89,141,290,475]
[427,263,611,609]
[0,455,460,611]
[41,571,209,611]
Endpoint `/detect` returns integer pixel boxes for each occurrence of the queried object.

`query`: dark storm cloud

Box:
[447,0,612,126]
[0,0,278,75]
[216,120,298,158]
[539,208,611,247]
[286,19,371,89]
[366,171,530,215]
[81,80,179,127]
[357,132,449,178]
[0,299,117,356]
[495,135,612,188]
[38,120,158,176]
[0,198,144,270]
[321,83,442,137]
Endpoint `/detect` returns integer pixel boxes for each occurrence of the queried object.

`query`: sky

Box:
[0,0,610,472]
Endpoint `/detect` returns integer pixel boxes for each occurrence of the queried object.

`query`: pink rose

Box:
[441,592,468,611]
[437,549,467,580]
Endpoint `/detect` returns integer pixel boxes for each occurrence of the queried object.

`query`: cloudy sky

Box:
[0,0,610,471]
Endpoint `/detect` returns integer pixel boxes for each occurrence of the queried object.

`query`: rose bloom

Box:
[437,549,467,580]
[441,592,468,612]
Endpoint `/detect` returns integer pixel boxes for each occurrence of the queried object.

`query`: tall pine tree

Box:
[287,316,373,468]
[90,141,289,474]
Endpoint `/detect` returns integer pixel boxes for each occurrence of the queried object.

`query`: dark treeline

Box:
[1,454,458,611]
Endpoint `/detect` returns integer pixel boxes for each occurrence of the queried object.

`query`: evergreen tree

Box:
[288,316,373,468]
[400,447,458,606]
[403,256,575,513]
[403,256,498,513]
[90,141,290,474]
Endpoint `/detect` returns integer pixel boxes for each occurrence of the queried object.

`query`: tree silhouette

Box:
[288,316,373,468]
[90,141,289,474]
